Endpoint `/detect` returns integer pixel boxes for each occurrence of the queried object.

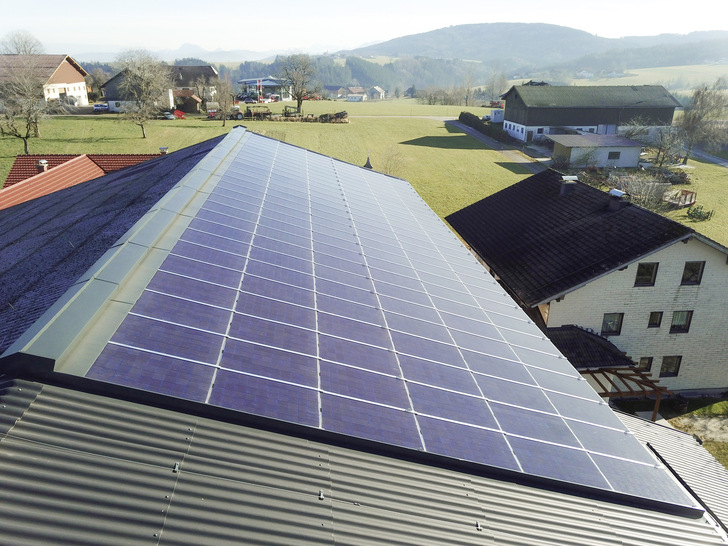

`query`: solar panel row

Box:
[86,134,692,507]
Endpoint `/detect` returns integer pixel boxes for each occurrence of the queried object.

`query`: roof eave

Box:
[530,233,695,307]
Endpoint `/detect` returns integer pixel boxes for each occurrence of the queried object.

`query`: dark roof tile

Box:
[0,137,223,354]
[446,169,693,306]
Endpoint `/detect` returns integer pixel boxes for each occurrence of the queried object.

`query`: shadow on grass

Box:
[400,134,488,150]
[495,161,536,175]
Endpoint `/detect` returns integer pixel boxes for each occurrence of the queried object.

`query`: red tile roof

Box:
[0,155,105,211]
[3,154,160,188]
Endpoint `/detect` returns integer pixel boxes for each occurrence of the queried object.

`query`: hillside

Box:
[342,23,728,75]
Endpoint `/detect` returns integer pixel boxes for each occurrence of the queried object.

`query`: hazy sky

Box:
[3,0,726,57]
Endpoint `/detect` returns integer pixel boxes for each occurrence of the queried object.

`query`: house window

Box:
[608,151,621,160]
[537,128,544,134]
[648,312,663,328]
[681,261,705,285]
[634,262,658,286]
[670,310,693,333]
[637,357,653,371]
[601,312,624,336]
[660,356,682,377]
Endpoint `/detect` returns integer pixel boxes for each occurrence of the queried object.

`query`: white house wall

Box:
[569,146,642,168]
[43,83,89,106]
[545,237,728,392]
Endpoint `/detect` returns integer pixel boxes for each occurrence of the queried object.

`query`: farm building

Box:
[100,69,175,113]
[1,130,727,543]
[238,76,292,101]
[0,54,89,106]
[501,84,681,143]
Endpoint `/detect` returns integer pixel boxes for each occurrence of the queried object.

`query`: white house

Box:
[447,169,728,394]
[0,54,89,106]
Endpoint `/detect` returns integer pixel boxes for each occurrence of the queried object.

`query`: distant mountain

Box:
[340,23,728,71]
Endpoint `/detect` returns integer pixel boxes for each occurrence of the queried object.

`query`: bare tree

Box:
[86,67,111,102]
[278,54,318,110]
[611,173,672,211]
[676,78,728,164]
[115,50,173,138]
[0,31,47,153]
[652,126,686,167]
[462,67,478,107]
[1,30,44,55]
[215,75,236,127]
[484,64,508,101]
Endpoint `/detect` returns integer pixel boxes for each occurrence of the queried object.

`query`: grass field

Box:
[1,98,726,245]
[554,64,728,93]
[0,99,523,220]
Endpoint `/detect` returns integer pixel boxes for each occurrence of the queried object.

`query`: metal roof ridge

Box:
[0,128,250,375]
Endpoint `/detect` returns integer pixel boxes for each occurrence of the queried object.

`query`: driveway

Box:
[445,120,547,174]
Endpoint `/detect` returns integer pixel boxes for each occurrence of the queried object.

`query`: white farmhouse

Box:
[447,169,728,394]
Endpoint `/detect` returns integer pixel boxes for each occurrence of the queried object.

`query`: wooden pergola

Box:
[580,367,672,422]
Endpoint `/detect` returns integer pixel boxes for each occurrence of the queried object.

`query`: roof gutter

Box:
[531,232,695,307]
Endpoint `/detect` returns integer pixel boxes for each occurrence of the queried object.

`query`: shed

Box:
[548,133,643,168]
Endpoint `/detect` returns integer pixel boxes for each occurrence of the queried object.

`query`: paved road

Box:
[690,148,728,168]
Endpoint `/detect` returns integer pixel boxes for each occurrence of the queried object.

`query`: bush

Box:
[458,112,511,143]
[687,204,714,221]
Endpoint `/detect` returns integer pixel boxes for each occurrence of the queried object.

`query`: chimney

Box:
[36,159,49,173]
[560,175,577,196]
[159,147,168,155]
[608,188,627,211]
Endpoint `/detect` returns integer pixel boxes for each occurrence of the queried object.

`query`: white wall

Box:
[545,237,728,392]
[44,83,89,106]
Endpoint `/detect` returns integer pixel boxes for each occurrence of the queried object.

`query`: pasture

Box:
[567,63,728,94]
[1,98,726,246]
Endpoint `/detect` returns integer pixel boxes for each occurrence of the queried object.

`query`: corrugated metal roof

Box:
[0,379,725,545]
[618,411,728,532]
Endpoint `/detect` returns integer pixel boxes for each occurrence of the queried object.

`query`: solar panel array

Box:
[86,133,693,508]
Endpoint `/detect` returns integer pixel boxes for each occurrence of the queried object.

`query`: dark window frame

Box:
[637,357,653,372]
[681,261,705,285]
[670,310,693,333]
[608,151,621,160]
[648,311,663,328]
[660,355,682,377]
[634,262,659,286]
[601,312,624,336]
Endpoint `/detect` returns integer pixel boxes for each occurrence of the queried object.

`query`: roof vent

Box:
[36,159,49,173]
[560,175,578,196]
[608,188,627,210]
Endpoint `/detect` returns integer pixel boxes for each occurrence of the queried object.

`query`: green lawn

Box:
[1,99,726,245]
[0,100,523,221]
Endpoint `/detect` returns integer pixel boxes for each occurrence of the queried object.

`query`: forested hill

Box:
[342,23,728,70]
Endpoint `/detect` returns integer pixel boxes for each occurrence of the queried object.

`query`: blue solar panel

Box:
[220,339,318,387]
[80,130,698,511]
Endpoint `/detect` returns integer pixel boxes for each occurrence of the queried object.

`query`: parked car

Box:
[158,111,176,120]
[93,103,109,113]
